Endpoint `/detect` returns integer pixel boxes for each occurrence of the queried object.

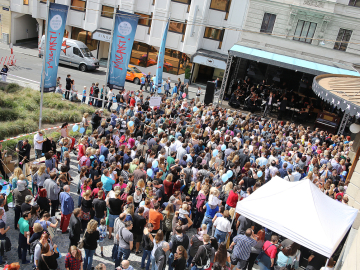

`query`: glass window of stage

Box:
[334,29,352,51]
[293,20,317,44]
[260,13,276,34]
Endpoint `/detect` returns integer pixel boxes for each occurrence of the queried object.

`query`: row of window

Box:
[260,13,353,51]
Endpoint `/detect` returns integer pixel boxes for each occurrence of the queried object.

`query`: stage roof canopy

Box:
[229,44,360,77]
[312,74,360,116]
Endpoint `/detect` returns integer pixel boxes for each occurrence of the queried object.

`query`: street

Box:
[0,43,202,102]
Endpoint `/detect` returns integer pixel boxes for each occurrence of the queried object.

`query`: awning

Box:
[229,44,360,77]
[92,29,111,42]
[191,49,228,70]
[312,74,360,117]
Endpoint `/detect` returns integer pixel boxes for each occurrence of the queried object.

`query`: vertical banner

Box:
[41,3,68,92]
[108,10,139,91]
[155,20,170,92]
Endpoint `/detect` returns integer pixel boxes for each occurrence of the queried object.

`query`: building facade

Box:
[223,0,360,94]
[0,0,11,44]
[9,0,247,82]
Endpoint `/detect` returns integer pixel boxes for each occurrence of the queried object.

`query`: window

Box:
[260,13,276,34]
[101,5,114,18]
[135,13,152,27]
[334,29,352,51]
[172,0,190,3]
[210,0,229,11]
[129,41,192,75]
[23,0,29,4]
[39,0,55,3]
[204,27,222,40]
[71,0,86,12]
[73,47,83,57]
[293,20,317,44]
[169,20,186,34]
[72,27,97,51]
[348,0,360,7]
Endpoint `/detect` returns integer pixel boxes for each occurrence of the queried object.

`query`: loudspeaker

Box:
[204,81,216,105]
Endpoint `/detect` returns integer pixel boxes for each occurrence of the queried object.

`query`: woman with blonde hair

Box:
[137,179,146,191]
[83,219,100,270]
[223,182,233,196]
[11,167,24,190]
[32,165,49,195]
[124,203,134,222]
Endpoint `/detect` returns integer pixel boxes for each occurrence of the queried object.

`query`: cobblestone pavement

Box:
[4,152,199,270]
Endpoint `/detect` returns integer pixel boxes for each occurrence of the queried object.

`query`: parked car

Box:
[99,58,145,85]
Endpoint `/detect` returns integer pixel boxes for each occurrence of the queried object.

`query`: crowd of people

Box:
[0,85,354,270]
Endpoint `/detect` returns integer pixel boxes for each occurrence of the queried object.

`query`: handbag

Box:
[81,211,91,221]
[78,229,87,249]
[255,244,274,264]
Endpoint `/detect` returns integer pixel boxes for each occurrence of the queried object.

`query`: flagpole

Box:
[102,9,117,110]
[39,0,50,130]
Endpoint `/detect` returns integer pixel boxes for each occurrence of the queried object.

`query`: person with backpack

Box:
[168,226,190,270]
[191,234,214,270]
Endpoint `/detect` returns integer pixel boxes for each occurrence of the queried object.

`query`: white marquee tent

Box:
[235,176,359,258]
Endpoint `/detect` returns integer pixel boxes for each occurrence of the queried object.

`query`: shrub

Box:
[4,83,21,93]
[0,108,20,121]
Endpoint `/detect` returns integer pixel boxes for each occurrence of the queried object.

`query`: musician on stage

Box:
[277,96,288,120]
[247,91,259,113]
[263,92,275,117]
[296,104,310,122]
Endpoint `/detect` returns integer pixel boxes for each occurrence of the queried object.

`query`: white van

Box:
[38,35,99,72]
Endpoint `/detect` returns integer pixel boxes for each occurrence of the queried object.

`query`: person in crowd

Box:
[69,208,82,248]
[141,223,154,270]
[38,241,59,270]
[155,242,170,270]
[191,234,214,270]
[36,188,51,216]
[0,209,9,265]
[83,219,100,270]
[13,180,31,230]
[115,220,134,268]
[65,245,83,270]
[257,235,279,270]
[59,185,74,234]
[43,172,61,217]
[18,211,31,264]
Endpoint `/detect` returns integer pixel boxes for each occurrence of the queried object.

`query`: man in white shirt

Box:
[213,210,232,244]
[34,130,45,159]
[263,92,274,117]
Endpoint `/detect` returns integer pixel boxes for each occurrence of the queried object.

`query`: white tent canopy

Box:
[235,177,358,258]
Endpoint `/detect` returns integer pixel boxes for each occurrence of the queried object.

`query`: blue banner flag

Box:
[155,20,170,92]
[41,3,68,93]
[108,10,139,91]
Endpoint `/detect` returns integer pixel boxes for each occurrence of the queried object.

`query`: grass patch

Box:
[0,84,97,140]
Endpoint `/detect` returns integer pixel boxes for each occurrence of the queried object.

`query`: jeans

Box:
[186,255,193,267]
[202,216,213,233]
[108,101,113,111]
[151,254,156,270]
[83,249,96,270]
[141,250,152,270]
[214,229,227,244]
[168,252,174,270]
[35,149,42,159]
[112,244,118,261]
[115,247,130,268]
[32,181,38,196]
[82,95,86,103]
